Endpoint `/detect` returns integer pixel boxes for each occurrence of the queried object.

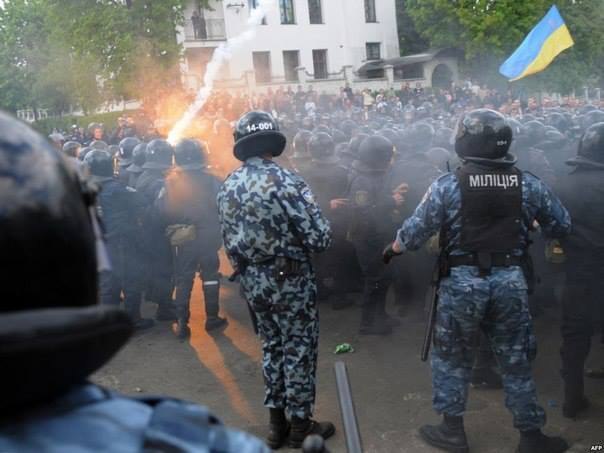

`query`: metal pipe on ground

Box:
[335,360,363,453]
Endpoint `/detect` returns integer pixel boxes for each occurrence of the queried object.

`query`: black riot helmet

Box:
[567,122,604,167]
[233,111,286,161]
[174,138,208,170]
[128,143,147,173]
[379,129,399,149]
[84,149,114,178]
[407,122,435,153]
[292,129,313,158]
[308,132,337,163]
[340,119,358,140]
[545,112,569,133]
[143,139,173,170]
[62,141,81,158]
[331,129,347,144]
[455,109,514,163]
[78,146,93,162]
[543,129,567,146]
[118,137,141,167]
[347,133,370,160]
[0,111,132,414]
[0,111,98,311]
[90,140,108,150]
[583,110,604,129]
[357,135,394,171]
[313,125,331,135]
[523,120,546,145]
[433,127,454,150]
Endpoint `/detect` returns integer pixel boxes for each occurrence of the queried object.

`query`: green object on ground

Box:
[334,343,354,354]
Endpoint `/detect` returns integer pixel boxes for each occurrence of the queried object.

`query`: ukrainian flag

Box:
[499,5,574,81]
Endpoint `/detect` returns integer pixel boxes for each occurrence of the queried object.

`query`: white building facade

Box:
[177,0,400,93]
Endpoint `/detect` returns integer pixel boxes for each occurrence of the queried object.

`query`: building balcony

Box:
[183,18,226,42]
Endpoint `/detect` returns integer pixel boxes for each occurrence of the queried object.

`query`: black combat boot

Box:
[203,281,228,332]
[517,430,569,453]
[563,396,590,418]
[419,414,469,453]
[288,416,335,449]
[266,408,289,450]
[562,369,589,418]
[173,318,191,339]
[470,366,503,389]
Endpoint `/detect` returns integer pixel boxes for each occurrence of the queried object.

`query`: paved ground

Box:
[95,261,604,453]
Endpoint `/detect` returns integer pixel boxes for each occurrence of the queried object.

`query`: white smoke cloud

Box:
[167,0,277,144]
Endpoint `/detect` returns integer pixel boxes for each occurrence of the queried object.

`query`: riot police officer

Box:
[158,139,227,338]
[117,136,141,185]
[558,122,604,418]
[84,149,154,330]
[387,124,442,316]
[62,140,83,174]
[0,111,270,453]
[348,135,401,335]
[290,129,313,174]
[135,139,177,321]
[62,140,81,159]
[126,142,147,188]
[298,132,353,309]
[384,109,571,453]
[217,111,335,449]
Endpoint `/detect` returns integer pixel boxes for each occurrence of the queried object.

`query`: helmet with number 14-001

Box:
[233,111,286,161]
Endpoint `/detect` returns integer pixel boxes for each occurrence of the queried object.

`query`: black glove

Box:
[382,242,403,264]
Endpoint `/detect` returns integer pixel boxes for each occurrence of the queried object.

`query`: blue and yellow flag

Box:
[499,5,574,81]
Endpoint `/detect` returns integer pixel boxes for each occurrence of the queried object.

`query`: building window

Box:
[283,50,300,82]
[364,0,377,23]
[308,0,323,24]
[252,51,271,83]
[312,49,328,79]
[280,0,295,24]
[366,42,381,60]
[248,0,267,24]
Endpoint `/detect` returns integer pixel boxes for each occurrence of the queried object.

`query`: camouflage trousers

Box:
[431,265,546,431]
[240,260,319,419]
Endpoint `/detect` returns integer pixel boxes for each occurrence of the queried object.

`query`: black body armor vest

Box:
[456,162,523,253]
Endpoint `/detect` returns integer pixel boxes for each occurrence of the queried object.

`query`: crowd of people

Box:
[30,83,604,452]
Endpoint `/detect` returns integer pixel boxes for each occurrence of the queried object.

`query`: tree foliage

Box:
[403,0,604,93]
[47,0,185,101]
[0,0,188,114]
[395,0,429,55]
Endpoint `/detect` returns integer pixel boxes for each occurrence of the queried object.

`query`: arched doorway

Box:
[432,63,453,89]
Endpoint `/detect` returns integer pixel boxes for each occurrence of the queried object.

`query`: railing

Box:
[183,18,226,41]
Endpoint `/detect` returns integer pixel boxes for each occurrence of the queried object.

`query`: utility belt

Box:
[231,256,305,283]
[446,251,534,290]
[448,252,525,270]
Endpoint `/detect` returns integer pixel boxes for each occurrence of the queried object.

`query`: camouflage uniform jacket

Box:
[395,170,571,254]
[217,157,332,268]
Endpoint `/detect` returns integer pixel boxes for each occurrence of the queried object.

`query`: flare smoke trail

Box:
[167,0,277,144]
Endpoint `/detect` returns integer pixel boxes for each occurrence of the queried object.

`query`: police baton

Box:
[228,269,259,335]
